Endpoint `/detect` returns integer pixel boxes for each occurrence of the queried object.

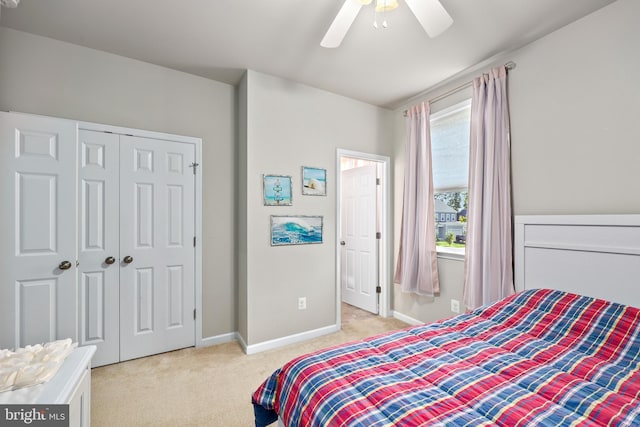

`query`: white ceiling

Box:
[0,0,615,108]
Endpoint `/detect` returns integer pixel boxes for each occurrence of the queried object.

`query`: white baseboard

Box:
[391,310,424,326]
[197,313,420,353]
[244,324,340,355]
[197,332,238,348]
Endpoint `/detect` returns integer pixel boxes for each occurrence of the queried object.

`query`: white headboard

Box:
[514,215,640,308]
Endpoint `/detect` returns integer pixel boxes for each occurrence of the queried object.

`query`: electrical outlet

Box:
[450,299,460,314]
[298,297,307,310]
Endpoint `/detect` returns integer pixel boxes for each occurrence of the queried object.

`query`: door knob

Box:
[123,256,134,264]
[58,260,72,270]
[340,241,346,246]
[105,256,116,265]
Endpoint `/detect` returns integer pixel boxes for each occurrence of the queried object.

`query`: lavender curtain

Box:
[394,102,440,296]
[463,66,514,310]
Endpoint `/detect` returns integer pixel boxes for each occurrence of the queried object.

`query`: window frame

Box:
[430,97,472,260]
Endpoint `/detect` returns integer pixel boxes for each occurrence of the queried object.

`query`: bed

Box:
[252,215,640,426]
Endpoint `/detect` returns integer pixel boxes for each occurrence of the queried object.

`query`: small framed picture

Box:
[270,215,323,246]
[302,166,327,196]
[263,175,292,206]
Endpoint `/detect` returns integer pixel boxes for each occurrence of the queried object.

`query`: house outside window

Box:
[431,98,471,254]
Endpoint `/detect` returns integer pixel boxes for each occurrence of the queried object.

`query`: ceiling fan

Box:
[321,0,453,48]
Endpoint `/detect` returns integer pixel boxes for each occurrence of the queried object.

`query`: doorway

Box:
[336,149,390,328]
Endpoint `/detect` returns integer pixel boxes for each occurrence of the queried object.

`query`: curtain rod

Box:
[403,61,516,116]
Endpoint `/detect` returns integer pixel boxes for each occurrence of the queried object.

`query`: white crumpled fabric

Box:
[0,339,77,392]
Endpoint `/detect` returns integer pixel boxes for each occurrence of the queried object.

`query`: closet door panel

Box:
[0,113,78,349]
[119,136,195,361]
[78,130,120,367]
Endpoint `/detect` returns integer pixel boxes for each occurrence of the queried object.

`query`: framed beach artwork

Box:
[270,215,323,246]
[263,175,292,206]
[301,166,327,196]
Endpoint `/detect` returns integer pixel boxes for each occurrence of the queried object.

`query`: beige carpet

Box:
[91,304,408,426]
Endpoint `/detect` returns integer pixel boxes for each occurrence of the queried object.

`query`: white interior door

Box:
[0,112,78,349]
[119,135,196,361]
[77,130,120,366]
[341,164,378,314]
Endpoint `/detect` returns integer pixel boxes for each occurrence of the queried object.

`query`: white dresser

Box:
[0,346,96,427]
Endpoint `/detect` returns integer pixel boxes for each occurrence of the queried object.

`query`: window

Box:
[431,98,471,254]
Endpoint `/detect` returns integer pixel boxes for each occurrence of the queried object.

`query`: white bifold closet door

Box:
[0,113,78,350]
[1,114,196,365]
[79,130,196,365]
[118,135,196,361]
[78,130,120,366]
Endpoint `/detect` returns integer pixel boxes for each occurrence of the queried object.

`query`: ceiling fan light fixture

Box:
[321,0,452,48]
[374,0,398,13]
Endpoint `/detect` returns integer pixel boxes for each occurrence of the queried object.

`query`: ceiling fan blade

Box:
[321,0,363,48]
[405,0,453,38]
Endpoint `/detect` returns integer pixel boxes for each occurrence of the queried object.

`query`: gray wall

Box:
[239,70,394,345]
[0,27,236,338]
[509,0,640,215]
[392,0,640,323]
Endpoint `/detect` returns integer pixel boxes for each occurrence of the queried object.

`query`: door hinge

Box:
[376,178,381,185]
[376,232,381,240]
[194,309,196,320]
[193,236,196,247]
[190,162,200,175]
[376,286,382,294]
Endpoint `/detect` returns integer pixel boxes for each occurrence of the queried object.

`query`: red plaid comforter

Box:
[253,289,640,426]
